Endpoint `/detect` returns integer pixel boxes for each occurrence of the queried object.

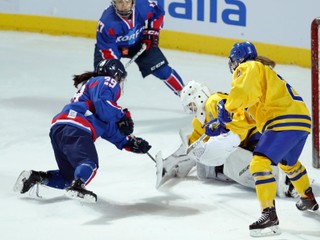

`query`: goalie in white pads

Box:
[156,80,297,201]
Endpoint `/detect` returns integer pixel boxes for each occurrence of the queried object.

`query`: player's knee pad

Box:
[278,161,301,174]
[249,155,276,187]
[74,161,98,186]
[249,155,273,175]
[152,65,172,79]
[153,67,184,94]
[278,161,310,195]
[278,161,307,182]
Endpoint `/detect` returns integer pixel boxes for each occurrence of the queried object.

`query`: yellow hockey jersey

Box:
[225,61,311,133]
[188,92,256,144]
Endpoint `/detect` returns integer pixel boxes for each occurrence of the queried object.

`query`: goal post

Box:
[311,17,320,168]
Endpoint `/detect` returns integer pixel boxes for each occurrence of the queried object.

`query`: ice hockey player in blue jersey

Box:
[13,59,151,203]
[94,0,185,96]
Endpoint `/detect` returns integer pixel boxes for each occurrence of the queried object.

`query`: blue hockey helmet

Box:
[112,0,135,18]
[228,41,257,73]
[96,59,127,82]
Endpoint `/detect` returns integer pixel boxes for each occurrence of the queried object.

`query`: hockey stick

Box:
[125,43,147,69]
[146,151,156,163]
[186,133,207,154]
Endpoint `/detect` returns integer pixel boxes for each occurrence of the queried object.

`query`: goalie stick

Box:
[125,43,147,69]
[186,133,207,154]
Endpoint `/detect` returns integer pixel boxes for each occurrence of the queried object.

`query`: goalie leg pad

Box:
[175,156,196,178]
[155,151,195,188]
[155,151,177,189]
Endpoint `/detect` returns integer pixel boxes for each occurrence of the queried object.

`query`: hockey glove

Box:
[217,100,233,124]
[124,136,152,154]
[117,108,134,135]
[205,118,229,137]
[142,29,159,50]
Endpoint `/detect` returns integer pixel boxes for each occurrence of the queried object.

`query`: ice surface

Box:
[0,31,319,240]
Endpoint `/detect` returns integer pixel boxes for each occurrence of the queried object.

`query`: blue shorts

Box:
[49,124,98,187]
[94,43,169,77]
[253,130,309,166]
[134,46,169,77]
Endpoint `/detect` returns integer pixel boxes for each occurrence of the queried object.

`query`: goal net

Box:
[311,17,320,168]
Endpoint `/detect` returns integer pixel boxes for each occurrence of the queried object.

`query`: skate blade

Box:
[13,170,32,193]
[65,190,97,203]
[313,210,320,215]
[250,225,281,238]
[304,208,320,215]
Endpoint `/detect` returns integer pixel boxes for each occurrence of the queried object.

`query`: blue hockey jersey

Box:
[51,76,128,149]
[96,0,164,59]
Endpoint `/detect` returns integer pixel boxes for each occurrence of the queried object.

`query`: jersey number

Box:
[97,21,104,33]
[104,77,117,88]
[277,74,303,101]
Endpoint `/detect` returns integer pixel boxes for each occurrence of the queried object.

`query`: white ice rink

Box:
[0,31,319,240]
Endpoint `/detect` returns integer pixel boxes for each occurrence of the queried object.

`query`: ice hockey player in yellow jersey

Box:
[207,41,319,237]
[156,80,297,200]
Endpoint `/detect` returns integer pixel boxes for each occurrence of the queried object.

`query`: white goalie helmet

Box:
[180,80,211,124]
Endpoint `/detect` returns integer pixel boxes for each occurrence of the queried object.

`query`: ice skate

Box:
[249,207,281,237]
[13,170,48,194]
[296,187,319,212]
[66,179,97,203]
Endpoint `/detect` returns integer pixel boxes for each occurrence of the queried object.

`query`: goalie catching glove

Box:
[217,100,233,124]
[205,118,229,137]
[117,108,134,135]
[142,29,159,50]
[124,136,151,154]
[205,100,233,137]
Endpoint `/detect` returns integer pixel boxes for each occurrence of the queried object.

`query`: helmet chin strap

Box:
[117,9,132,18]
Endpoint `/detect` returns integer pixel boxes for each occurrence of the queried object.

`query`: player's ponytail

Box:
[255,56,276,69]
[73,72,99,88]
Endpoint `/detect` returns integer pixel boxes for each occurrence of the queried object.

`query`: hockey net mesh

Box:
[311,17,320,168]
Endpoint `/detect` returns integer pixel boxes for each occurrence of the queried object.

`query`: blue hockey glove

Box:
[217,100,233,124]
[205,118,229,137]
[117,108,134,135]
[142,29,159,50]
[124,136,152,154]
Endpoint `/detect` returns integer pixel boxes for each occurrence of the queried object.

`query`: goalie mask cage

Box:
[311,17,320,168]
